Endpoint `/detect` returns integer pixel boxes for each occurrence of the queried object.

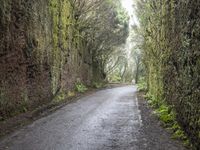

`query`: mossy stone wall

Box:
[0,0,92,118]
[142,0,200,147]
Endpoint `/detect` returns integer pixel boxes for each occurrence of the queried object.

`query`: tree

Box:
[73,0,129,81]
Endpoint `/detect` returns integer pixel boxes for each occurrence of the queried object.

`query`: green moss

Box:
[49,0,73,94]
[48,0,82,95]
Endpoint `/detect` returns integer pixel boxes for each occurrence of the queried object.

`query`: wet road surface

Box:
[0,86,186,150]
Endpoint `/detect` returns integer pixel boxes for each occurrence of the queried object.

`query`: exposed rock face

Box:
[0,0,92,118]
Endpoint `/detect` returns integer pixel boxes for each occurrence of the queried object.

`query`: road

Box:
[0,86,186,150]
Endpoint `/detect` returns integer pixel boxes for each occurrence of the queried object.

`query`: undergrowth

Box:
[144,93,191,148]
[75,82,88,93]
[137,79,147,92]
[53,90,75,103]
[92,82,106,89]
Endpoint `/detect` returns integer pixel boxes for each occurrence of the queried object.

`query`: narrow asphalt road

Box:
[0,86,186,150]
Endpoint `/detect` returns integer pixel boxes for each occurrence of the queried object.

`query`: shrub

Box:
[137,79,147,92]
[145,93,190,147]
[75,83,88,93]
[92,82,105,89]
[155,104,174,125]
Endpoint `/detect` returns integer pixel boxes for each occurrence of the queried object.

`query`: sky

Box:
[121,0,139,26]
[121,0,139,60]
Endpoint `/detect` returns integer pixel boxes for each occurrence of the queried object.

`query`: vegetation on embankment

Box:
[135,0,200,149]
[143,89,191,148]
[0,0,128,120]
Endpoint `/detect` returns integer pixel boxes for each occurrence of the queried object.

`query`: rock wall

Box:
[0,0,92,118]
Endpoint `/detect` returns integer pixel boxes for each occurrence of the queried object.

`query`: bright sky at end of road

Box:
[121,0,133,16]
[121,0,139,26]
[121,0,139,60]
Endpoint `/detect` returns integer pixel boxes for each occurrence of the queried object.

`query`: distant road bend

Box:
[0,86,187,150]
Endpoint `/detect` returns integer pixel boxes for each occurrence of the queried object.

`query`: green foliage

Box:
[53,91,66,103]
[137,79,147,92]
[109,74,122,83]
[75,83,88,93]
[170,122,190,147]
[145,94,190,147]
[67,91,75,97]
[53,90,75,103]
[92,82,105,89]
[172,127,187,140]
[79,0,129,82]
[154,104,174,125]
[145,93,161,108]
